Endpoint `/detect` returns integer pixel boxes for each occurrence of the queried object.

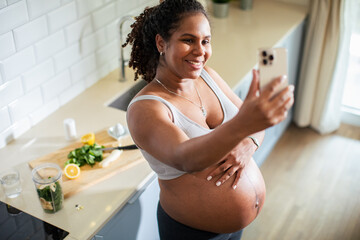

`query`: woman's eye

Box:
[202,39,210,44]
[183,39,193,43]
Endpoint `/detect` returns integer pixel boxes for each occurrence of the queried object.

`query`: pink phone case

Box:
[258,48,288,90]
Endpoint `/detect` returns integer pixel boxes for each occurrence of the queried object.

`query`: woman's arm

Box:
[204,65,265,146]
[203,66,265,188]
[127,69,294,173]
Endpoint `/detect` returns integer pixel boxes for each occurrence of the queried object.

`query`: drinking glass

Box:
[0,168,22,198]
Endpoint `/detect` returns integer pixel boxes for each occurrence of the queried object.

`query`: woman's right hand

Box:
[236,69,295,134]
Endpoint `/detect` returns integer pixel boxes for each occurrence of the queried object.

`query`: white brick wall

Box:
[47,2,77,33]
[34,30,66,62]
[0,78,24,108]
[0,32,16,60]
[0,0,158,148]
[22,59,55,91]
[8,87,43,122]
[27,0,60,20]
[0,106,11,132]
[13,16,48,50]
[0,1,28,35]
[1,46,36,80]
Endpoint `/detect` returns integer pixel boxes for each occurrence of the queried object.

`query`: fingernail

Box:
[207,176,212,181]
[281,75,287,82]
[216,181,221,186]
[289,85,294,92]
[233,185,237,190]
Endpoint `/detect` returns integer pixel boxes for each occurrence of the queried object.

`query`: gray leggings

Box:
[157,202,243,240]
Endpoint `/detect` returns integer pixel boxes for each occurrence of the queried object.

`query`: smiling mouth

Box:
[186,60,202,66]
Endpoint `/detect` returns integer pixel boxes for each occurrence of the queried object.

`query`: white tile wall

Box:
[0,0,157,148]
[70,54,96,81]
[27,0,60,20]
[0,46,36,80]
[0,106,11,132]
[0,78,23,108]
[34,30,66,62]
[95,40,117,67]
[92,2,116,30]
[0,118,31,148]
[8,88,43,122]
[7,0,22,5]
[59,80,85,105]
[22,59,55,92]
[65,16,92,44]
[0,32,16,60]
[47,2,77,33]
[42,70,71,102]
[0,0,7,9]
[29,98,59,125]
[53,43,81,73]
[0,1,28,35]
[77,0,102,18]
[13,16,48,50]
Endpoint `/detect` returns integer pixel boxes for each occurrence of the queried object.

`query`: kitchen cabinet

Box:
[234,19,306,166]
[92,175,160,240]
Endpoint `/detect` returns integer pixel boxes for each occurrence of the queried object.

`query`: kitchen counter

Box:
[0,1,307,239]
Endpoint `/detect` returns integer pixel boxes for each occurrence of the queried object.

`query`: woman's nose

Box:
[193,42,205,55]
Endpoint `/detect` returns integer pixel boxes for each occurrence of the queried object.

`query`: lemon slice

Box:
[81,132,95,145]
[64,164,81,180]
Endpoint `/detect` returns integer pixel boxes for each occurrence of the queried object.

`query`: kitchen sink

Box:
[108,79,147,111]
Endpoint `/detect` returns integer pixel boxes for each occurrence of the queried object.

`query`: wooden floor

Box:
[242,123,360,240]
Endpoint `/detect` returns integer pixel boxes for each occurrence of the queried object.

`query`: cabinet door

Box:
[94,176,160,240]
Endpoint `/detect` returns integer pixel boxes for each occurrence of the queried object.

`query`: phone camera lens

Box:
[262,59,268,65]
[262,51,267,57]
[269,54,274,61]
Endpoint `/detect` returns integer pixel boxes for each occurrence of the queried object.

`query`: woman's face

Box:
[162,13,212,80]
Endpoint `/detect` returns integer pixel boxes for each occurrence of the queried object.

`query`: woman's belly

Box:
[159,158,266,233]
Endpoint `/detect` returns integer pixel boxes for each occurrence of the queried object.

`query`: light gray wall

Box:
[0,0,157,148]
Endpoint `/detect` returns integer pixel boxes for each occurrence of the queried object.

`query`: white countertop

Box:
[0,1,307,239]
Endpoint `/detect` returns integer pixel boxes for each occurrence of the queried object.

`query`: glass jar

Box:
[32,163,64,213]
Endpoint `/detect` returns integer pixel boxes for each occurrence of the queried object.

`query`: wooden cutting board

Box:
[28,130,144,198]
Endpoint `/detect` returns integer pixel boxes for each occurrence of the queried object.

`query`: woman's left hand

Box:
[206,139,255,189]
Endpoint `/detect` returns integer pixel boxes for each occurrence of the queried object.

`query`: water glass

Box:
[32,163,64,213]
[0,168,22,198]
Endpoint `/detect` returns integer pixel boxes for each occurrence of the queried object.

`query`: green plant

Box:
[212,0,230,3]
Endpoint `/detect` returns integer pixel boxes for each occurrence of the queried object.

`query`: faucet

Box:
[118,15,135,82]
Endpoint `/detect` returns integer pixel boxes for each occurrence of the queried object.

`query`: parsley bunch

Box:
[66,143,104,167]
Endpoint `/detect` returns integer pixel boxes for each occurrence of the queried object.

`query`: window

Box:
[342,19,360,126]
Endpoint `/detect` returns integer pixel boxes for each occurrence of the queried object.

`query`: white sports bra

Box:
[128,69,239,180]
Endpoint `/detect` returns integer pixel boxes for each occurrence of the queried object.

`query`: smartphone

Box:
[258,47,288,91]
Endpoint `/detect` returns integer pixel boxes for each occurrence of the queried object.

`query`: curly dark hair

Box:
[122,0,209,83]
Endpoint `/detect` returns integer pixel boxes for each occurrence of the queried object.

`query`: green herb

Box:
[65,143,104,167]
[36,181,63,213]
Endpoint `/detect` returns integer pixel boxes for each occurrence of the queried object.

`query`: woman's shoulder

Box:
[127,82,173,120]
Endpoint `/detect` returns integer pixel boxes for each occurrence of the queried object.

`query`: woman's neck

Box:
[155,69,198,94]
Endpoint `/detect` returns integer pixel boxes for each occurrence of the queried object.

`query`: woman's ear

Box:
[155,34,165,54]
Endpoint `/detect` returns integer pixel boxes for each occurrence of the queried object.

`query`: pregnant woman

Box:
[124,0,294,239]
